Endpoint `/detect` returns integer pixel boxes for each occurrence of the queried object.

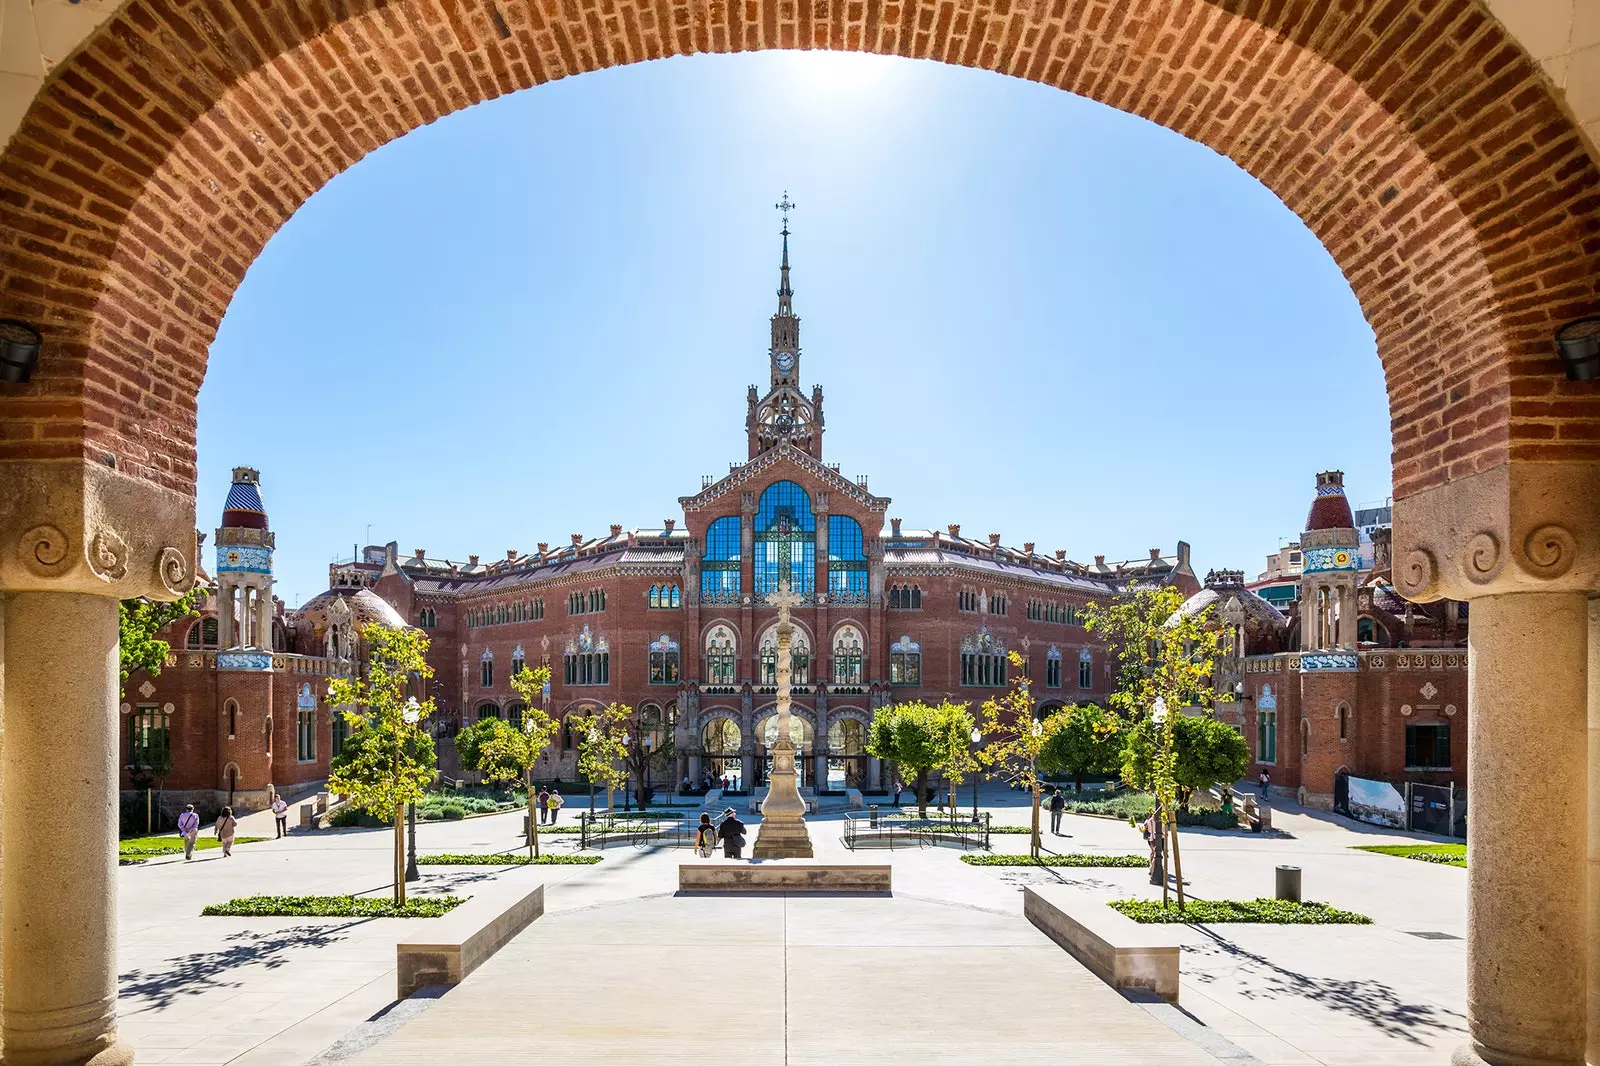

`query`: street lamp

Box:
[622,732,632,812]
[969,727,983,823]
[403,698,421,882]
[643,733,654,809]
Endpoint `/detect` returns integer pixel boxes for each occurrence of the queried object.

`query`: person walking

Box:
[695,813,716,858]
[216,806,238,857]
[271,792,289,838]
[177,804,201,860]
[537,786,551,825]
[547,788,564,824]
[716,807,746,859]
[1142,805,1165,886]
[892,778,903,807]
[1048,787,1066,835]
[1258,768,1271,801]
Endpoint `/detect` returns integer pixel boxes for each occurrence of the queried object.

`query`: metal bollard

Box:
[869,804,879,828]
[1275,864,1302,902]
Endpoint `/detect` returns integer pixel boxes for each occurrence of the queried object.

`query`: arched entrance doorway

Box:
[0,5,1596,1066]
[700,716,743,790]
[757,714,815,789]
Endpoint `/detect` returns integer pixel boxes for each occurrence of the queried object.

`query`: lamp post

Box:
[403,697,421,883]
[587,727,598,814]
[623,732,632,812]
[643,733,654,809]
[969,727,983,823]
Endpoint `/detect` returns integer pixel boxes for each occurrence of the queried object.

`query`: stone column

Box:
[688,752,701,785]
[814,752,827,791]
[868,756,882,789]
[1458,592,1587,1066]
[3,592,134,1066]
[219,583,236,646]
[1588,593,1599,1066]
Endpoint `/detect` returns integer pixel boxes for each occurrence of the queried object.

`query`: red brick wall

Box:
[1,0,1597,504]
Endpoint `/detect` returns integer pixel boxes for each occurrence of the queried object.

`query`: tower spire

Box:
[776,191,795,314]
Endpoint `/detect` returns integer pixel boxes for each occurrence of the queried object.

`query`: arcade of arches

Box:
[0,2,1598,1066]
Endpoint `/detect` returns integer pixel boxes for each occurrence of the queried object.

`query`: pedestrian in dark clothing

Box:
[1048,787,1066,835]
[1143,806,1165,886]
[1258,769,1271,801]
[716,807,746,859]
[537,787,551,824]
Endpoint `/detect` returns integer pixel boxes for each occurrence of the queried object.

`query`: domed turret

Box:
[1304,470,1355,533]
[222,466,269,530]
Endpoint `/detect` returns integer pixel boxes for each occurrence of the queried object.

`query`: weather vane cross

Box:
[776,191,796,234]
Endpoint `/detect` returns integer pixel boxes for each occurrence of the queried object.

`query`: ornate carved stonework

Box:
[1392,462,1599,600]
[0,459,197,599]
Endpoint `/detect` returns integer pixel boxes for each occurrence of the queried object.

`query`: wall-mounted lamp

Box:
[0,319,42,384]
[1554,316,1600,382]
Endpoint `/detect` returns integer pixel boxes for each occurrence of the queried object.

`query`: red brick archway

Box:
[0,0,1595,508]
[0,8,1598,1066]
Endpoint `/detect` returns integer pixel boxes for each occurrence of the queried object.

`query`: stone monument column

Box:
[0,458,195,1066]
[752,583,814,858]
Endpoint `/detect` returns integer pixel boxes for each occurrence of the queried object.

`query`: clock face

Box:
[775,352,795,372]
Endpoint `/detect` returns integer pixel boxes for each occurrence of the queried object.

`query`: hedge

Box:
[961,853,1148,867]
[201,894,467,917]
[1110,898,1372,924]
[417,853,603,866]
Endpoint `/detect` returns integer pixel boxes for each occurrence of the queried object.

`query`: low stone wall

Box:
[679,862,891,893]
[1023,885,1179,1002]
[396,882,545,998]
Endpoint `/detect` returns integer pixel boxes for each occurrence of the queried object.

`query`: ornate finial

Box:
[776,191,796,235]
[766,578,805,618]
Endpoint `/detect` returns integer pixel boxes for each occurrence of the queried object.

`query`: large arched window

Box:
[187,616,219,649]
[510,644,526,679]
[477,701,501,721]
[296,683,317,762]
[480,649,494,688]
[704,625,737,685]
[563,626,610,686]
[648,634,680,685]
[827,515,867,602]
[889,636,921,685]
[832,625,864,685]
[759,625,810,685]
[507,702,527,729]
[960,627,1007,687]
[1045,645,1062,689]
[701,516,742,602]
[754,481,815,598]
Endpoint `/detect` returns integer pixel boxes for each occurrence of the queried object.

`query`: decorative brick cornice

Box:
[680,444,890,514]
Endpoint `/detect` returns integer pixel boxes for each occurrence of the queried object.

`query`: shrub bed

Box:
[1352,843,1465,867]
[1110,898,1372,924]
[1060,793,1156,820]
[1175,809,1240,829]
[201,894,467,918]
[417,853,603,866]
[961,853,1148,867]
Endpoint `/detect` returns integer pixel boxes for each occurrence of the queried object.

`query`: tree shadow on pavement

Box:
[1185,925,1465,1044]
[119,922,365,1013]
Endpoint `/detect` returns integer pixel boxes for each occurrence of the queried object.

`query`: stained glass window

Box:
[827,515,867,600]
[754,481,815,598]
[701,516,742,600]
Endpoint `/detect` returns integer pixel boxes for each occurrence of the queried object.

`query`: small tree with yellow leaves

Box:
[568,702,630,814]
[976,651,1067,859]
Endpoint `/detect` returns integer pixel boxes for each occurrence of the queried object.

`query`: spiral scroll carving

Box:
[157,545,190,596]
[87,529,129,582]
[18,525,69,577]
[1521,524,1576,580]
[1462,531,1502,585]
[1395,548,1438,599]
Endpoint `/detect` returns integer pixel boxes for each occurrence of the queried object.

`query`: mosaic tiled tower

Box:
[215,467,276,800]
[1295,471,1360,800]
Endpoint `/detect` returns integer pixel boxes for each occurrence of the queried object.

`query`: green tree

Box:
[327,623,438,904]
[866,700,974,818]
[118,591,199,694]
[1039,702,1122,793]
[615,703,675,809]
[568,703,629,813]
[976,652,1066,858]
[1084,586,1225,909]
[1121,712,1250,810]
[508,664,558,855]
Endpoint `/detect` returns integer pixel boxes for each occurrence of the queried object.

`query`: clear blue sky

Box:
[201,51,1389,606]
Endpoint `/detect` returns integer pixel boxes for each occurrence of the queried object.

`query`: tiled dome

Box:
[222,467,269,530]
[1304,470,1355,532]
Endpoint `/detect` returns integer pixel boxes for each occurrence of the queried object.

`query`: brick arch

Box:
[0,2,1594,507]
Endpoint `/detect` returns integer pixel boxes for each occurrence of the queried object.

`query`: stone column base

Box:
[752,817,814,859]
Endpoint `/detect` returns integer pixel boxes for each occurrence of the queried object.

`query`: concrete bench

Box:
[396,882,545,998]
[679,862,891,893]
[1023,885,1179,1002]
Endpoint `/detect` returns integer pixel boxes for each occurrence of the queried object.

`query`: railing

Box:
[841,810,990,851]
[578,811,694,850]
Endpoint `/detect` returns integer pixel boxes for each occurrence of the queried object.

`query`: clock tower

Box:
[747,193,825,460]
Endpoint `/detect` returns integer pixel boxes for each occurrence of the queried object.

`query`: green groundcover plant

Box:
[1352,843,1465,868]
[417,853,602,866]
[119,835,266,857]
[201,894,466,918]
[1110,898,1372,924]
[961,853,1148,867]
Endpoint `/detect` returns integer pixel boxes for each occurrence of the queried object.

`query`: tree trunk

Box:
[394,802,406,906]
[1074,771,1083,793]
[527,767,539,859]
[915,768,929,818]
[1169,808,1185,911]
[1030,781,1042,859]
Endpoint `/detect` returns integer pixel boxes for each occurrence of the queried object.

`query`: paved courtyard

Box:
[116,787,1466,1065]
